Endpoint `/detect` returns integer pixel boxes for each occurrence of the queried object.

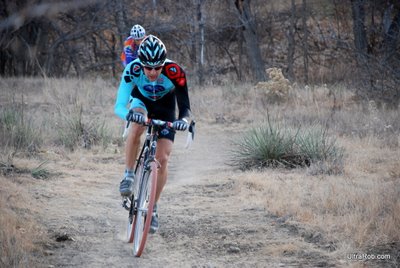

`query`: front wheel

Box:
[126,196,136,243]
[133,161,158,257]
[126,155,145,243]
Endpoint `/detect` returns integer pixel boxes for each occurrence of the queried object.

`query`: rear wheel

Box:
[133,161,157,257]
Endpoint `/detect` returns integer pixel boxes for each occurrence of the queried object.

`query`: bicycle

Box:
[122,118,195,257]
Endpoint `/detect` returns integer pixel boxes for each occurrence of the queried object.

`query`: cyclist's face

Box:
[134,39,143,45]
[143,66,163,82]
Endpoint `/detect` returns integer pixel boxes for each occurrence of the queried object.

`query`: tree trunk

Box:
[286,0,296,81]
[197,0,205,86]
[302,0,309,84]
[350,0,368,63]
[383,5,400,60]
[234,0,266,81]
[114,1,127,45]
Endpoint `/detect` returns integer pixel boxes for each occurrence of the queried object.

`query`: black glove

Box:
[173,119,188,131]
[126,110,145,124]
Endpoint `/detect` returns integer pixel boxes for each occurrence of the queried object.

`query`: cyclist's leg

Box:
[149,203,159,234]
[149,139,172,233]
[154,138,173,203]
[125,98,147,170]
[120,98,146,196]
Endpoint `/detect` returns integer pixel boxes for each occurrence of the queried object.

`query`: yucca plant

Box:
[295,126,343,162]
[295,125,344,174]
[231,120,296,169]
[230,119,344,173]
[31,161,51,180]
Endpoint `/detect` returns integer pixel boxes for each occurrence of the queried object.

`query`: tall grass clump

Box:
[0,105,42,154]
[41,78,115,150]
[297,126,344,175]
[55,103,112,150]
[230,121,296,169]
[230,119,344,174]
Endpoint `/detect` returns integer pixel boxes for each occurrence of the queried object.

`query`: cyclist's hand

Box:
[126,110,145,124]
[173,119,188,131]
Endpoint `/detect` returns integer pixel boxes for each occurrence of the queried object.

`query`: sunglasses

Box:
[143,66,163,71]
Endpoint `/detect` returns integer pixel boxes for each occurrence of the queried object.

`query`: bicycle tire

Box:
[126,196,136,243]
[126,153,145,243]
[133,161,157,257]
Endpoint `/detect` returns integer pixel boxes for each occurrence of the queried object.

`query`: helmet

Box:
[130,24,145,40]
[138,35,167,67]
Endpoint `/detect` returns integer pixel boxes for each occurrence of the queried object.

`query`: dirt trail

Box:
[32,124,338,268]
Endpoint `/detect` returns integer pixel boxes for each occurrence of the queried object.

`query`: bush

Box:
[230,120,344,174]
[0,105,42,153]
[55,104,112,150]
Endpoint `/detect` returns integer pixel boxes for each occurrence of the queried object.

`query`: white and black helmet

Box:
[138,35,167,67]
[130,24,146,40]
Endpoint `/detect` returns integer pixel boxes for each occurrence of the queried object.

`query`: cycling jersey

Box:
[114,58,191,124]
[120,36,140,67]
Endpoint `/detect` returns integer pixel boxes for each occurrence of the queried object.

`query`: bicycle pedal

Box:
[122,198,130,210]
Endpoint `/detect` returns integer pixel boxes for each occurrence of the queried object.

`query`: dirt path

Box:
[32,125,338,268]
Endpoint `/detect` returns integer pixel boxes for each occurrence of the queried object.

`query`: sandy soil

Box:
[28,123,341,268]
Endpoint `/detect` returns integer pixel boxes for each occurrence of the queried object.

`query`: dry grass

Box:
[191,76,399,264]
[0,174,47,267]
[0,77,119,267]
[1,75,399,266]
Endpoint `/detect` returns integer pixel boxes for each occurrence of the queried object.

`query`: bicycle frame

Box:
[125,119,173,257]
[123,118,195,257]
[135,120,162,173]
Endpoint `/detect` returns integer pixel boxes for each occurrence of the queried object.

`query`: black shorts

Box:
[130,86,176,141]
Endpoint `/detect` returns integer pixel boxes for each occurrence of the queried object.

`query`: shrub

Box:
[0,105,42,153]
[230,121,297,169]
[55,104,112,150]
[31,161,51,180]
[254,68,293,104]
[230,120,344,174]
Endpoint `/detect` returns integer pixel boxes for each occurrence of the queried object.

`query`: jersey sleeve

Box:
[164,62,191,119]
[120,51,126,67]
[114,61,141,120]
[125,46,134,65]
[120,38,134,67]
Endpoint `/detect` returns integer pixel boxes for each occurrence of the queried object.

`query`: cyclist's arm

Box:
[114,63,136,120]
[164,62,191,120]
[120,51,127,67]
[124,46,134,65]
[130,43,139,62]
[176,83,191,120]
[121,38,134,66]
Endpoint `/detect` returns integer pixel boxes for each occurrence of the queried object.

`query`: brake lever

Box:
[122,121,131,139]
[185,120,196,149]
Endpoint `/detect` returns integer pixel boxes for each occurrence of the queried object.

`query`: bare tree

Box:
[197,0,205,86]
[233,0,266,81]
[351,0,368,62]
[286,0,296,81]
[302,0,309,84]
[350,0,400,108]
[0,0,399,107]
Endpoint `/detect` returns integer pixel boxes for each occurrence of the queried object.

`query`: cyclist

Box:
[120,24,146,67]
[114,35,191,233]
